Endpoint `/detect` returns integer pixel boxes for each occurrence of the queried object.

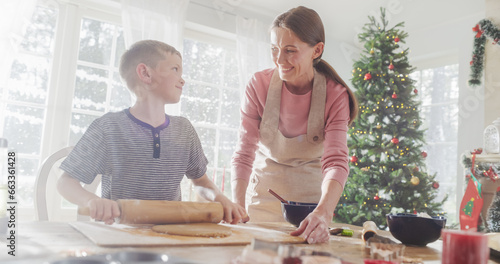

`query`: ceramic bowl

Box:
[281,201,317,227]
[386,213,446,246]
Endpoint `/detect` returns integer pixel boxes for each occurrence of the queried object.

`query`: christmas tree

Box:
[334,8,446,228]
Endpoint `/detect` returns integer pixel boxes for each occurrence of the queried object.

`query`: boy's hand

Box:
[86,198,120,225]
[216,195,248,224]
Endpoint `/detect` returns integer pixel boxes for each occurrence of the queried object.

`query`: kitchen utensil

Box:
[280,201,317,227]
[386,213,446,246]
[267,189,289,204]
[329,227,354,237]
[362,221,378,242]
[78,199,223,225]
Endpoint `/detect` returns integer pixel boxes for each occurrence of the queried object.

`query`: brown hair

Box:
[272,6,358,124]
[119,40,181,91]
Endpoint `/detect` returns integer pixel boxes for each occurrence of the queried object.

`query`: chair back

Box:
[34,146,101,221]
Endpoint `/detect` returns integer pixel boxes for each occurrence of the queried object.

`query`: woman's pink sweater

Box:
[231,68,350,188]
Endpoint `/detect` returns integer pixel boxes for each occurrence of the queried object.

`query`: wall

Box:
[484,0,500,126]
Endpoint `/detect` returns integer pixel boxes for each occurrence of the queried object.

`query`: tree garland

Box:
[469,19,500,87]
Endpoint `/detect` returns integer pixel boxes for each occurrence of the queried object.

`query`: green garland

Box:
[461,154,500,179]
[469,19,500,87]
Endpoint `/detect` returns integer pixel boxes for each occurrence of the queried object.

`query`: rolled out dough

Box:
[151,223,232,238]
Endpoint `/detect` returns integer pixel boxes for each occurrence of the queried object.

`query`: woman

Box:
[231,6,358,244]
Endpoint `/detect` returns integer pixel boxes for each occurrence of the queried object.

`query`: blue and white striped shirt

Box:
[60,109,208,201]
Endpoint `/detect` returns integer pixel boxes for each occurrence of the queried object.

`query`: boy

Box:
[57,40,246,225]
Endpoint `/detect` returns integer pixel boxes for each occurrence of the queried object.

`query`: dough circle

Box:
[151,223,232,238]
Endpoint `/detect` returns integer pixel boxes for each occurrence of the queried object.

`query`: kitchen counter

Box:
[1,221,499,264]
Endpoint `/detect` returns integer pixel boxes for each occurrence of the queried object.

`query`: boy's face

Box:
[149,52,185,104]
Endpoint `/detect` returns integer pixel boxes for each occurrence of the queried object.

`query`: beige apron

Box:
[247,69,327,222]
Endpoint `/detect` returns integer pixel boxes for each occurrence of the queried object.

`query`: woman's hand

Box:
[290,179,343,243]
[289,210,330,244]
[86,198,120,225]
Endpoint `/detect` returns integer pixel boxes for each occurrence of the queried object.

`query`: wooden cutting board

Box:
[70,221,305,247]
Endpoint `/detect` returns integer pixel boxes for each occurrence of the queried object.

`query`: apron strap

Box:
[259,69,282,142]
[307,69,327,144]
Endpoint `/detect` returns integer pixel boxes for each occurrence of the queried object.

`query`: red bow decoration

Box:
[473,24,484,38]
[483,166,498,182]
[471,148,483,155]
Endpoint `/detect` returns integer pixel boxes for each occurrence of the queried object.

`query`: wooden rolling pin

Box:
[78,199,224,225]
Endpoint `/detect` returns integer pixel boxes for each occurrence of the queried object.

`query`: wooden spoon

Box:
[268,189,289,204]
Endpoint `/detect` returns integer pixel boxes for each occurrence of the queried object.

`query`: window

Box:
[0,4,58,208]
[181,37,240,199]
[70,17,128,146]
[411,64,459,224]
[0,0,241,220]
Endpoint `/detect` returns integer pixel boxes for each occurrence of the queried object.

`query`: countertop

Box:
[1,221,499,264]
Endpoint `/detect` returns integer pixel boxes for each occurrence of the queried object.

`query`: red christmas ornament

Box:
[374,195,380,201]
[421,151,427,158]
[413,167,419,172]
[391,93,398,99]
[470,60,474,66]
[414,89,418,94]
[394,37,400,42]
[391,137,399,144]
[432,182,440,189]
[350,155,358,163]
[364,73,372,80]
[388,63,394,70]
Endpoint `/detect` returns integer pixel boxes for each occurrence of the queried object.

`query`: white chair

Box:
[34,146,101,221]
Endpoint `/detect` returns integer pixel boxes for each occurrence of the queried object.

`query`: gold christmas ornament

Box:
[410,176,420,185]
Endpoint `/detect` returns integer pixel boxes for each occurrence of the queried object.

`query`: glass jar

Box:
[484,118,500,154]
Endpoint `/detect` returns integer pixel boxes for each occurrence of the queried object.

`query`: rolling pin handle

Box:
[77,206,90,216]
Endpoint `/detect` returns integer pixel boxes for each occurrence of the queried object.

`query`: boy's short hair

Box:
[119,40,181,91]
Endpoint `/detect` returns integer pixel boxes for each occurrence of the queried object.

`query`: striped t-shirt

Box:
[60,109,208,201]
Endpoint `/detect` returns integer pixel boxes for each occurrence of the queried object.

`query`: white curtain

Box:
[121,0,190,50]
[0,0,36,87]
[235,16,273,98]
